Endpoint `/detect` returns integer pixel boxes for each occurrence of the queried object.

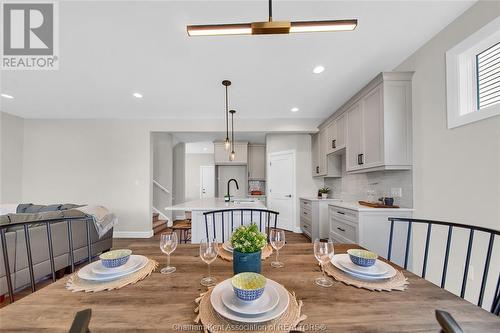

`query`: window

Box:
[446,17,500,129]
[476,42,499,110]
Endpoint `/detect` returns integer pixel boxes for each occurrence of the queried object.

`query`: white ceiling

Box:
[0,1,474,119]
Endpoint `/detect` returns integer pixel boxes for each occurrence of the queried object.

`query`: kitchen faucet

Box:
[227,178,239,201]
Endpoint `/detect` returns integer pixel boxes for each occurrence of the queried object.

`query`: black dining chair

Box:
[68,308,92,333]
[203,208,279,242]
[387,217,499,315]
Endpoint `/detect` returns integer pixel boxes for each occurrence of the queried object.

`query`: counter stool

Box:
[172,219,191,243]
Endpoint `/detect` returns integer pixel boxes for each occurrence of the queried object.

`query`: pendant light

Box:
[229,110,236,161]
[187,0,357,36]
[222,80,231,150]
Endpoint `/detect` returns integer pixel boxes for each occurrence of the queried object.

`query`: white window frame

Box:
[446,16,500,129]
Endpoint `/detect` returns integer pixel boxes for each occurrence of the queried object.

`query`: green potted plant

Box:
[230,223,267,274]
[318,186,330,199]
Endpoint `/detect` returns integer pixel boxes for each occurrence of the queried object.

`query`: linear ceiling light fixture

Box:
[222,80,231,151]
[229,110,236,161]
[187,0,357,36]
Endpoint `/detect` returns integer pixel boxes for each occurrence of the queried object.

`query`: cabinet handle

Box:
[332,139,336,149]
[336,211,345,215]
[316,166,319,174]
[337,227,346,232]
[357,153,364,165]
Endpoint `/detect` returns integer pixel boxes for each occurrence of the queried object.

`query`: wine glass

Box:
[200,238,219,287]
[314,238,334,287]
[160,231,178,274]
[270,228,285,268]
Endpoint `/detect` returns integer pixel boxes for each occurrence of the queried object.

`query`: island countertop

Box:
[165,197,266,211]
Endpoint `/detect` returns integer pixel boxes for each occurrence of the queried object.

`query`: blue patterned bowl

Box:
[231,272,266,301]
[347,249,378,267]
[99,249,132,268]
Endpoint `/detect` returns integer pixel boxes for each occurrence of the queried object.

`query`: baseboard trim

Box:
[113,230,154,238]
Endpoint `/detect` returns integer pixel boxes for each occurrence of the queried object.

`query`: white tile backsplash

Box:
[324,154,413,208]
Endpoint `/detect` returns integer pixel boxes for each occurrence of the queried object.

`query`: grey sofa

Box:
[0,204,113,297]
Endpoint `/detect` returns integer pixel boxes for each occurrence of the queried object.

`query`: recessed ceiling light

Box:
[291,107,299,112]
[203,147,208,151]
[1,93,14,99]
[313,65,325,74]
[132,92,143,98]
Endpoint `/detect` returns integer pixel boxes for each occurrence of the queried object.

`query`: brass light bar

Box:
[187,19,357,36]
[187,23,252,36]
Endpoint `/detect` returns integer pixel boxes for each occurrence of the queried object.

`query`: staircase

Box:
[153,212,168,235]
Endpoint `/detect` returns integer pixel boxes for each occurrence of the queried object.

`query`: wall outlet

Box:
[391,187,402,198]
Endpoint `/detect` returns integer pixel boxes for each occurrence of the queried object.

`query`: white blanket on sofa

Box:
[75,205,116,238]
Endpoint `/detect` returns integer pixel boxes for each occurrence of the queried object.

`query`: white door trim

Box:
[267,150,296,231]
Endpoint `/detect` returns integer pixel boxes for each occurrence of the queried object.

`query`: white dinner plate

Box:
[210,278,289,323]
[92,256,142,276]
[336,254,388,276]
[221,283,279,315]
[222,240,233,253]
[78,255,148,281]
[331,254,397,280]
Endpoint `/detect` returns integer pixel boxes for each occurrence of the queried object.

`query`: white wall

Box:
[151,132,173,222]
[17,118,319,237]
[394,1,500,310]
[0,112,24,203]
[185,153,214,202]
[266,134,323,232]
[325,154,413,208]
[217,165,247,198]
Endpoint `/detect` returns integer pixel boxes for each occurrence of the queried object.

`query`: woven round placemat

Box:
[66,259,158,292]
[218,245,273,262]
[195,287,306,333]
[323,262,409,291]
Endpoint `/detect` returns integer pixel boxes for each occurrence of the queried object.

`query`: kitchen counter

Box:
[299,197,342,202]
[165,198,267,243]
[165,197,266,211]
[328,201,414,212]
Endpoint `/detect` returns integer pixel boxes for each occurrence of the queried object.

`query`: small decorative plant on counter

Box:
[230,223,267,274]
[318,186,330,199]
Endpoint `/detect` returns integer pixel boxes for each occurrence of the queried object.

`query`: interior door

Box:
[267,151,295,231]
[200,166,215,199]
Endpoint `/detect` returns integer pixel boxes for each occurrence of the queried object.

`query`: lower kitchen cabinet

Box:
[328,203,413,265]
[299,198,337,242]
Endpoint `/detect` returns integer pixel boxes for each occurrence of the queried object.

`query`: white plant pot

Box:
[321,193,328,199]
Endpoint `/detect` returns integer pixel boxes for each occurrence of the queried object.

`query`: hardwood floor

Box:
[0,231,309,308]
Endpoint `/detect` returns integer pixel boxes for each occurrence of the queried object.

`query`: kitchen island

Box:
[165,198,267,243]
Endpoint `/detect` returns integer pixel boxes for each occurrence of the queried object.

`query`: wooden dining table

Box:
[0,242,498,332]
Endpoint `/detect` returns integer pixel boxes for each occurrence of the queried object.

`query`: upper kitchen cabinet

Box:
[326,113,346,155]
[312,133,320,176]
[345,72,414,173]
[248,144,266,180]
[312,130,342,178]
[214,142,248,165]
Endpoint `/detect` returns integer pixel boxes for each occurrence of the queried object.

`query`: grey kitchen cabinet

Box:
[318,72,413,174]
[300,198,334,242]
[326,113,346,155]
[248,144,265,180]
[312,130,342,178]
[214,142,248,165]
[345,72,413,173]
